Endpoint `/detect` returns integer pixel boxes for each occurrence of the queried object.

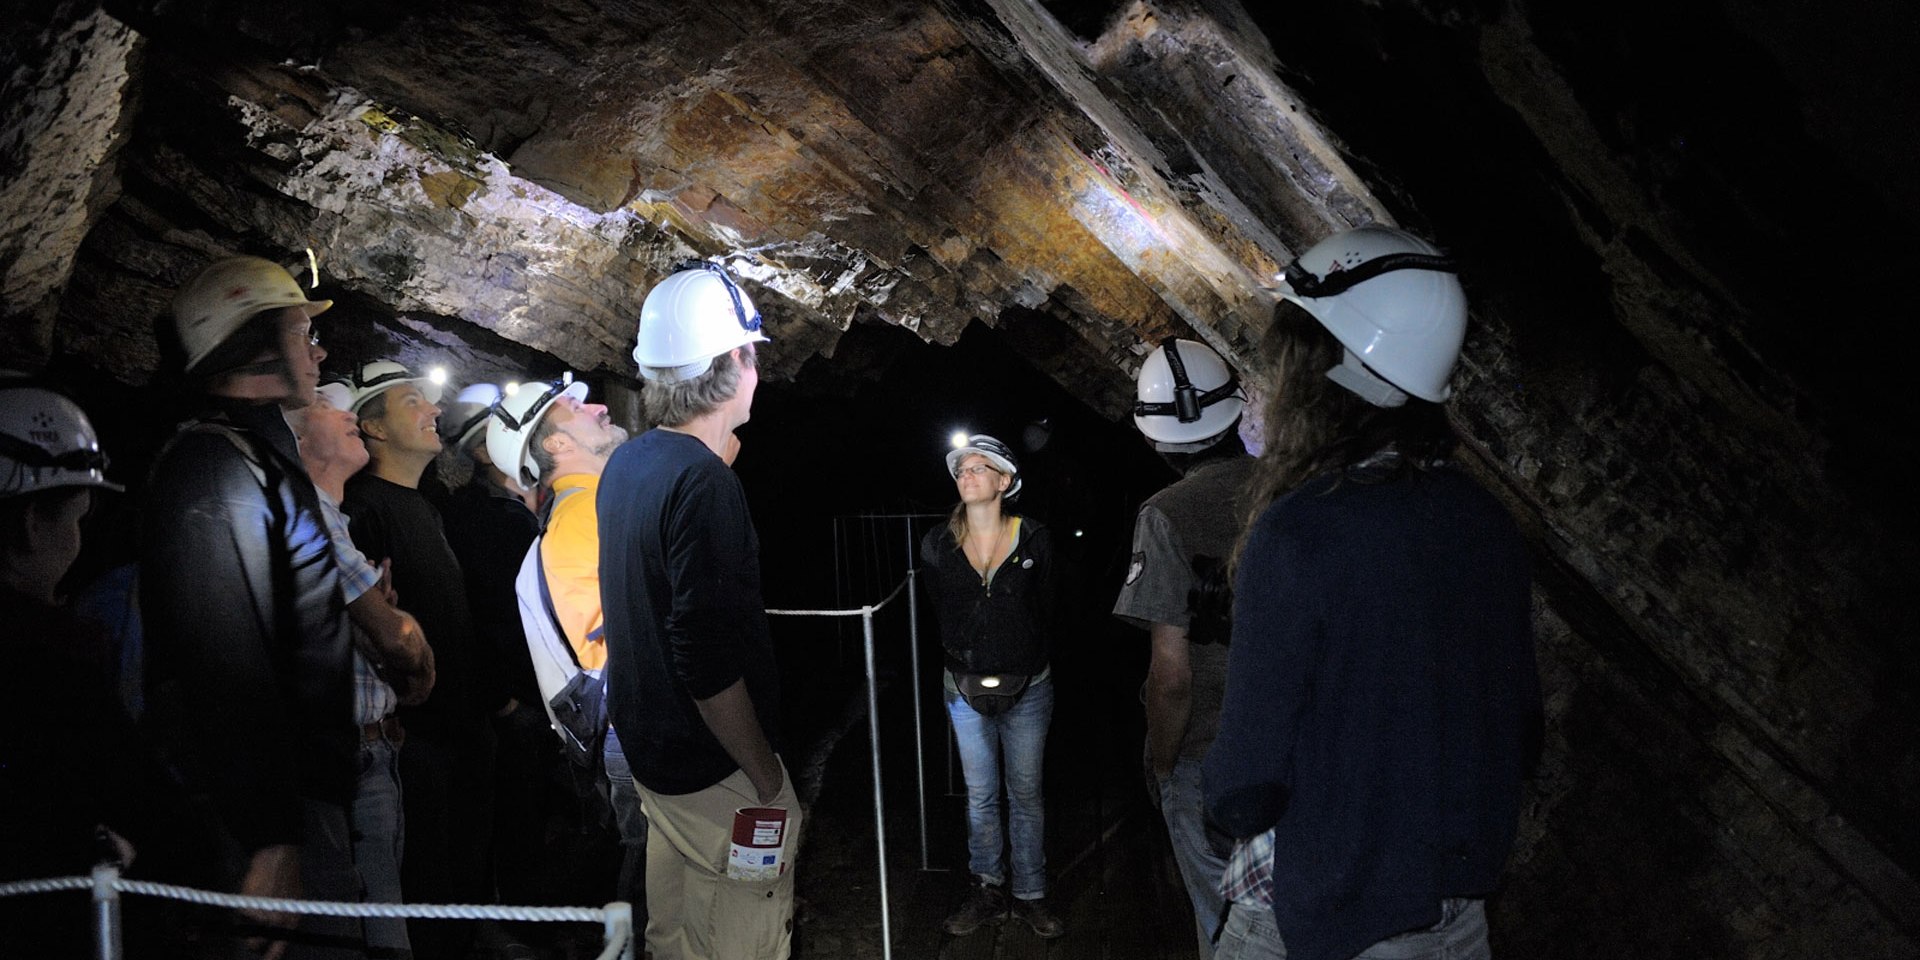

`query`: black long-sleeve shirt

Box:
[1204,464,1541,960]
[345,473,506,732]
[439,477,541,707]
[919,516,1055,676]
[600,429,782,795]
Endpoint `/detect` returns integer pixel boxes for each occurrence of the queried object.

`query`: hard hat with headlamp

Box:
[945,434,1022,500]
[1276,225,1467,408]
[0,378,123,499]
[632,262,770,383]
[1132,338,1246,448]
[485,373,588,490]
[171,255,332,375]
[442,382,504,451]
[346,360,444,414]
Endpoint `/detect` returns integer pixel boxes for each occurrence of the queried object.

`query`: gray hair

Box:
[642,346,754,427]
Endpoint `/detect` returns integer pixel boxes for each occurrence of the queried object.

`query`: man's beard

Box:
[588,425,630,458]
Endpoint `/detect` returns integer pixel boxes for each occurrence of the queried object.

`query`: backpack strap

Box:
[532,484,589,664]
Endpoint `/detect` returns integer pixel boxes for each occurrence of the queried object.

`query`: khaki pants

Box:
[639,760,802,960]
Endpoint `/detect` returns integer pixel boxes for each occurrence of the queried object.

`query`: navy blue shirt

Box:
[599,429,782,795]
[1204,463,1541,960]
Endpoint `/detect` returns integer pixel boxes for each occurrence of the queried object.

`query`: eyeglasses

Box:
[308,329,322,348]
[956,464,1000,478]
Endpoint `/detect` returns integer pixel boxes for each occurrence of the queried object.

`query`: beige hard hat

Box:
[171,256,332,374]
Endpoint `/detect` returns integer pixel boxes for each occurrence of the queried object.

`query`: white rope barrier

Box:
[0,874,631,960]
[765,576,909,617]
[7,572,921,960]
[3,875,610,921]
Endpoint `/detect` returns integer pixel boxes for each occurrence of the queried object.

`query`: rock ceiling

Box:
[5,0,1919,954]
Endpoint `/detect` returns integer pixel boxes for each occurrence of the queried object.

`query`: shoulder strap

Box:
[165,417,297,648]
[531,536,575,667]
[537,484,588,533]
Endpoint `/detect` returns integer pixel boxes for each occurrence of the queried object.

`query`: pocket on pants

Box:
[704,868,792,959]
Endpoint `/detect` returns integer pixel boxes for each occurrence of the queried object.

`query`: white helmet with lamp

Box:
[0,378,123,499]
[442,382,504,452]
[484,373,588,490]
[1276,224,1467,408]
[632,263,770,383]
[945,433,1022,500]
[346,360,444,414]
[1132,338,1246,449]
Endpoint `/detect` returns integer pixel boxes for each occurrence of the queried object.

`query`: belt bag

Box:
[954,671,1032,717]
[549,670,608,768]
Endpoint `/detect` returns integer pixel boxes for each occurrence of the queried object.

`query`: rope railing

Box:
[0,867,633,960]
[765,574,909,617]
[6,548,924,960]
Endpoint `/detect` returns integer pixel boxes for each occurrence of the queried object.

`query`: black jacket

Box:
[139,399,356,854]
[920,516,1056,676]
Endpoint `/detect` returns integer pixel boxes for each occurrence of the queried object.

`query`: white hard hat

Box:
[346,360,444,414]
[441,382,503,451]
[0,381,123,498]
[945,434,1022,500]
[1277,225,1467,407]
[315,379,355,412]
[171,256,331,374]
[632,263,770,383]
[484,373,588,489]
[1132,338,1246,447]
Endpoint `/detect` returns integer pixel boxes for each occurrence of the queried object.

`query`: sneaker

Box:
[942,881,1009,936]
[1012,896,1066,939]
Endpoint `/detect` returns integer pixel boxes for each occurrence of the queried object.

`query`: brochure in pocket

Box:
[728,806,789,881]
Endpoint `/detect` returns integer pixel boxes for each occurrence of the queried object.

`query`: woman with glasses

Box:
[919,434,1067,940]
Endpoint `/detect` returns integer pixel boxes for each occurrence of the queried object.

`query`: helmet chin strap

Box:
[1326,351,1410,408]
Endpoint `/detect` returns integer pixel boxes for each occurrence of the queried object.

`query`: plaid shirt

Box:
[1221,827,1276,906]
[318,492,398,725]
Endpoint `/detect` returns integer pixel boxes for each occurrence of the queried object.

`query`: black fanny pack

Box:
[954,671,1032,717]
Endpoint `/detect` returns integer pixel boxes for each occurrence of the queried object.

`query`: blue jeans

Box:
[1214,898,1491,960]
[352,734,408,956]
[603,726,650,929]
[1158,758,1229,957]
[945,676,1053,899]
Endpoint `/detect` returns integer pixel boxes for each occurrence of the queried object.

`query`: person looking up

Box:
[600,263,797,960]
[142,255,363,958]
[289,380,433,959]
[487,373,646,922]
[922,434,1066,940]
[343,359,510,960]
[1113,338,1253,958]
[1204,226,1542,960]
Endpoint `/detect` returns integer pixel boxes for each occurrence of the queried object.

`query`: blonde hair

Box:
[944,461,1008,544]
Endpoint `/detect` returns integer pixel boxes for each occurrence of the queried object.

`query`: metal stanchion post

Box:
[91,862,121,960]
[905,521,932,872]
[862,609,894,960]
[604,900,635,960]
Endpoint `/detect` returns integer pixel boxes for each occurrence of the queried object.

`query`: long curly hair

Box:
[1234,300,1456,565]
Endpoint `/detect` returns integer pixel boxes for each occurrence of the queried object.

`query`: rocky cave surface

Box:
[4,1,1918,956]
